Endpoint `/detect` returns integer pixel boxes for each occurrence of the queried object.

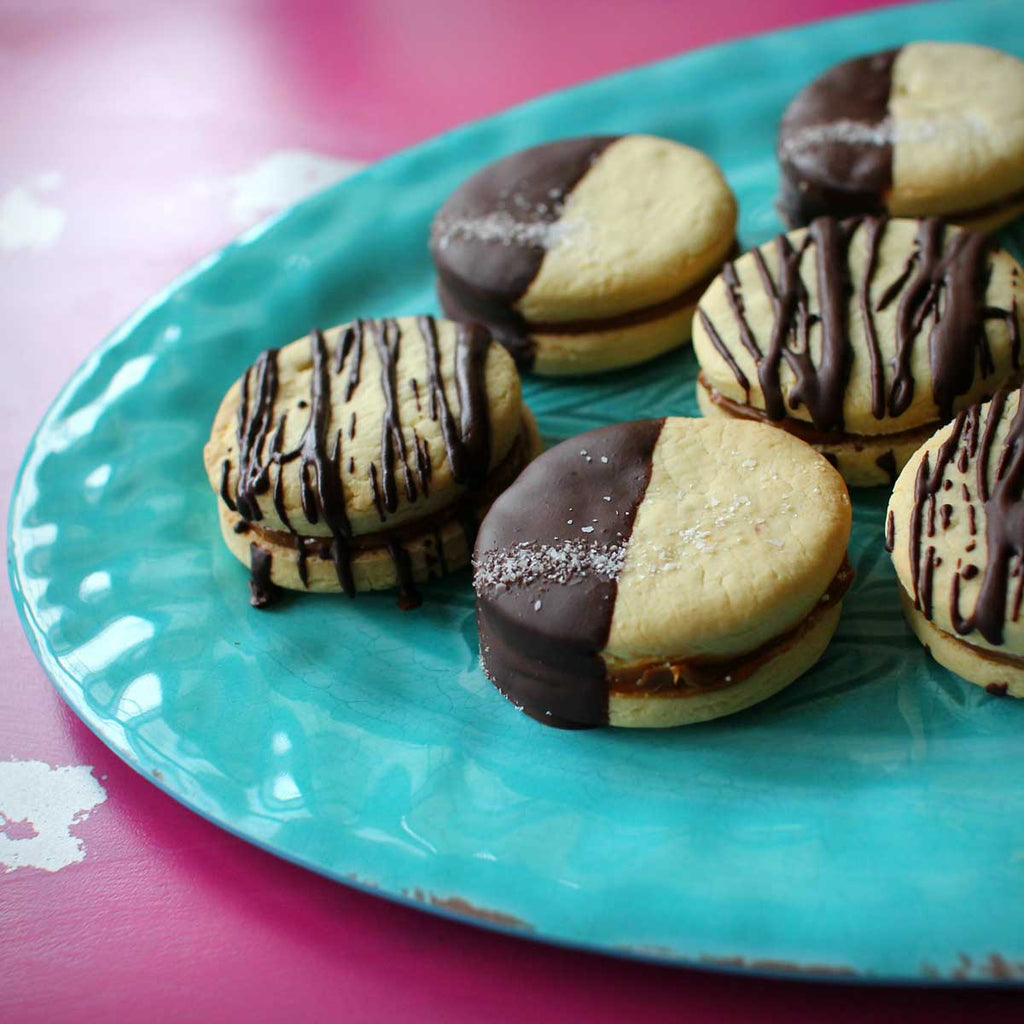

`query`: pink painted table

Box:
[2,2,1021,1019]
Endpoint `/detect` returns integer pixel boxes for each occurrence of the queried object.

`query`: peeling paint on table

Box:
[0,760,107,873]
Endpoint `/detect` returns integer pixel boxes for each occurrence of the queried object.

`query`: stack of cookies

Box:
[204,40,1024,728]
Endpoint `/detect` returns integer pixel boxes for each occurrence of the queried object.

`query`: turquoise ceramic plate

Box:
[10,0,1024,984]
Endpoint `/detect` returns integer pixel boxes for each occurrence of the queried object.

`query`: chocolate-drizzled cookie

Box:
[693,216,1023,486]
[203,316,542,608]
[430,135,737,375]
[778,43,1024,232]
[473,417,852,728]
[888,387,1024,697]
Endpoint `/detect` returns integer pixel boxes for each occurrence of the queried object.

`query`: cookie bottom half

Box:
[607,600,842,728]
[899,588,1024,698]
[696,378,935,487]
[481,560,850,730]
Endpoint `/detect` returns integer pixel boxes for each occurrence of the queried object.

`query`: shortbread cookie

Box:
[473,417,852,728]
[694,216,1023,486]
[888,387,1024,697]
[430,134,737,375]
[777,43,1024,232]
[204,316,541,609]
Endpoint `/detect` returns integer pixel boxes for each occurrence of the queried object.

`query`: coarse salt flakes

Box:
[473,538,627,590]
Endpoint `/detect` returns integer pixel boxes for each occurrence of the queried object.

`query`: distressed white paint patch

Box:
[218,150,365,225]
[0,172,66,252]
[0,760,107,873]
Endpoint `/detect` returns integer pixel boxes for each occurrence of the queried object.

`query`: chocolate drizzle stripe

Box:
[336,319,365,401]
[373,318,418,517]
[219,459,236,512]
[697,308,749,401]
[234,349,279,521]
[909,388,1024,647]
[876,449,897,484]
[273,330,355,596]
[454,324,493,489]
[418,315,492,489]
[248,543,278,608]
[859,215,887,419]
[700,216,1013,436]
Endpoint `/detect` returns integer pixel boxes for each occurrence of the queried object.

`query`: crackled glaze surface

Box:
[8,0,1024,985]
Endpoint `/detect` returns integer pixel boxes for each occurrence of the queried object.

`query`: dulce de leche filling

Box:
[607,556,854,698]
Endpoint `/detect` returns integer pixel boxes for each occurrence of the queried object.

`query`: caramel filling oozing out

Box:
[608,556,854,697]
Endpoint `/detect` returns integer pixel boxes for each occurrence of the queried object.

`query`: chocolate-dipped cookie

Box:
[203,316,542,609]
[694,216,1023,486]
[430,135,737,375]
[778,43,1024,232]
[888,387,1024,697]
[473,417,852,728]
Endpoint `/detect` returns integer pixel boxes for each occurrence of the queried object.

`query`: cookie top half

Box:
[430,134,737,326]
[203,316,524,537]
[888,386,1024,655]
[474,417,851,722]
[693,216,1023,437]
[778,42,1024,228]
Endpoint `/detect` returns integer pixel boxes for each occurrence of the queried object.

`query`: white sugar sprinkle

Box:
[473,538,627,591]
[600,456,608,463]
[581,526,594,533]
[533,599,543,611]
[432,203,576,251]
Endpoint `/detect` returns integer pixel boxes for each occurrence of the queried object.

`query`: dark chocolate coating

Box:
[777,49,898,227]
[248,543,279,608]
[474,419,664,728]
[430,136,617,366]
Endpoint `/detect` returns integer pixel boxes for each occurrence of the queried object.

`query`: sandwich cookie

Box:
[473,417,853,728]
[430,134,737,375]
[204,316,542,609]
[777,43,1024,232]
[694,216,1023,486]
[888,387,1024,697]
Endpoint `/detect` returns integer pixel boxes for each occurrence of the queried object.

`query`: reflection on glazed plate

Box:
[8,0,1024,984]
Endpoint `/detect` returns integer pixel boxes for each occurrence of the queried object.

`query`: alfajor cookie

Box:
[777,43,1024,232]
[473,417,853,728]
[204,316,541,609]
[888,387,1024,697]
[694,216,1023,486]
[430,134,737,375]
